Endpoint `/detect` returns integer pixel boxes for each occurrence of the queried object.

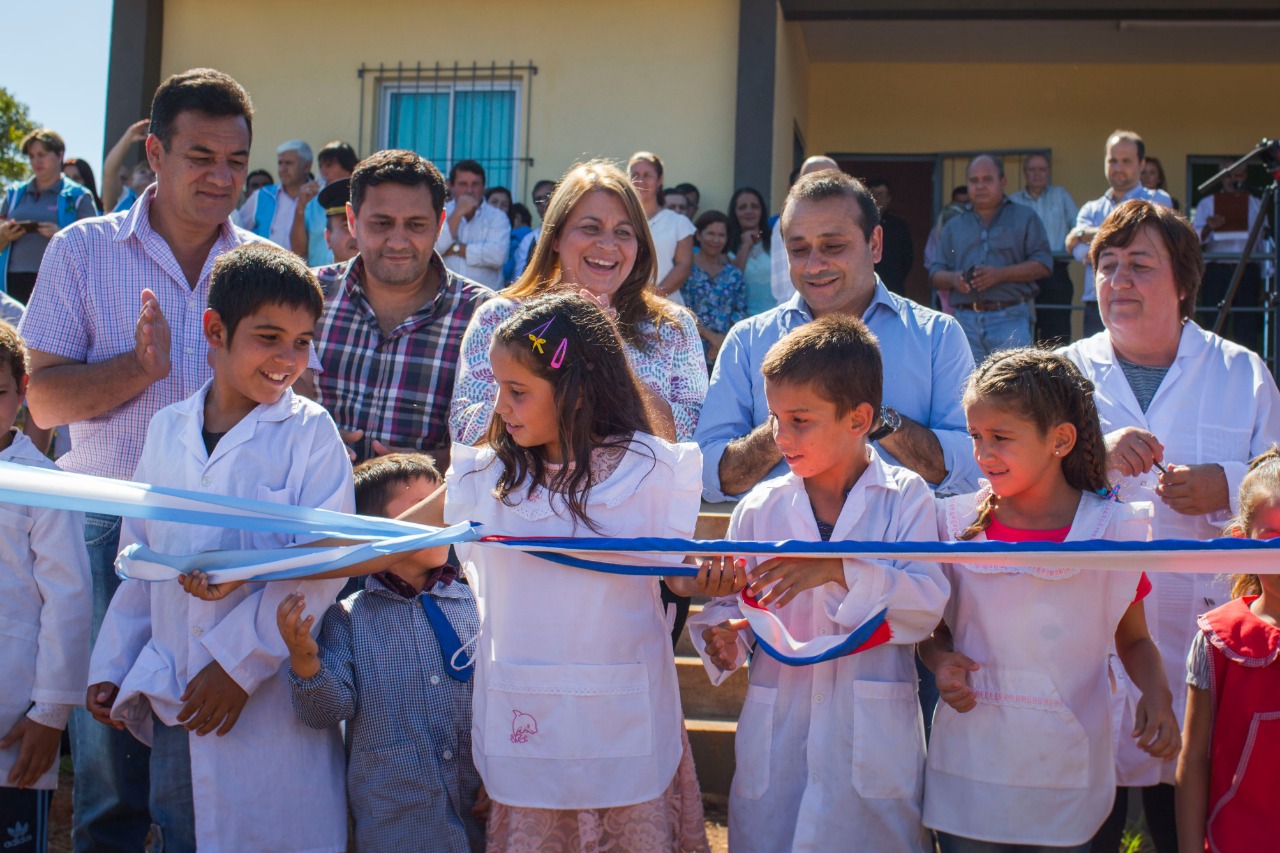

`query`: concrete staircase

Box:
[682,504,743,804]
[679,601,747,804]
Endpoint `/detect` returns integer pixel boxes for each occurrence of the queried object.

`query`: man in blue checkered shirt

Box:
[300,150,494,466]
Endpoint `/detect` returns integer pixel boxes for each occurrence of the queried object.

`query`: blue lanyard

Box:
[420,593,473,682]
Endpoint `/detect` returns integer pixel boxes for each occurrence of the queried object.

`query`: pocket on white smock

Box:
[928,666,1089,790]
[732,683,777,801]
[0,505,32,567]
[851,679,924,799]
[0,612,38,702]
[250,484,298,549]
[483,660,652,760]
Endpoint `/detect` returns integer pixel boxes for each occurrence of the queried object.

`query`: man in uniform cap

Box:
[319,177,357,265]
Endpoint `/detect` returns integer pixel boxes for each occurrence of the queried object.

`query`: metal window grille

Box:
[357,61,537,196]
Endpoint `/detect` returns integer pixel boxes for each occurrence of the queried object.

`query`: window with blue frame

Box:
[382,82,521,190]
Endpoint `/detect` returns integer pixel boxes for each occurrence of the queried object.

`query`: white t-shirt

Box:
[235,187,299,249]
[647,208,695,305]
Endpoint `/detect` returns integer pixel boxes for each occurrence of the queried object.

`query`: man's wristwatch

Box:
[868,406,901,442]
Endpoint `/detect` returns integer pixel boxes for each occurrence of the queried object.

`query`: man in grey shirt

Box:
[930,154,1052,360]
[1010,153,1078,345]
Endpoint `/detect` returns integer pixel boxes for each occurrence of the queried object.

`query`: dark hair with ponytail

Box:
[958,348,1110,540]
[1227,446,1280,598]
[485,293,655,531]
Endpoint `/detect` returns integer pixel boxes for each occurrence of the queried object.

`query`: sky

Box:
[1,0,113,182]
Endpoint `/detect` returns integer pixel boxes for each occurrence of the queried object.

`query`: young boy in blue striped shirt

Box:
[280,453,485,852]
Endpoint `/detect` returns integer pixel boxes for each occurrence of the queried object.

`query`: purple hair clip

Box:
[527,317,568,368]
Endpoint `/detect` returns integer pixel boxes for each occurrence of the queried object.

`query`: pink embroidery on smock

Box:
[510,710,539,743]
[972,689,1068,712]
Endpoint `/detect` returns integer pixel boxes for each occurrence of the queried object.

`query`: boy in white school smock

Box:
[0,321,91,853]
[87,245,351,853]
[691,315,949,853]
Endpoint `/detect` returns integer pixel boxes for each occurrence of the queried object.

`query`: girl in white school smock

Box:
[920,350,1179,852]
[424,295,739,853]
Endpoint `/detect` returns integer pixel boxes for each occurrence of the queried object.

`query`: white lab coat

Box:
[0,430,90,790]
[1061,323,1280,784]
[688,452,948,853]
[89,384,352,853]
[444,434,699,810]
[923,488,1150,846]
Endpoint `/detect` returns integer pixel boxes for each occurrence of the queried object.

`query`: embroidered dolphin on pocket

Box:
[510,709,539,743]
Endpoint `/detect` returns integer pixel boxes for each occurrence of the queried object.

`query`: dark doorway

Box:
[835,156,936,305]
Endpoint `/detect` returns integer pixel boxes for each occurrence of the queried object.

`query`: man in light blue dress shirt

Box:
[1066,130,1173,337]
[695,171,979,504]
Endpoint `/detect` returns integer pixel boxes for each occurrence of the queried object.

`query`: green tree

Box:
[0,87,36,184]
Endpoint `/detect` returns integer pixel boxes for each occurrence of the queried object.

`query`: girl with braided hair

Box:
[919,348,1179,852]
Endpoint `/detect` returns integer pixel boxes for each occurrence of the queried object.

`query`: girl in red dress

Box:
[1176,447,1280,853]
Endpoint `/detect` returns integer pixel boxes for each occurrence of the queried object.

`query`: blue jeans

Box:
[146,717,196,853]
[956,301,1033,362]
[69,513,152,853]
[937,833,1090,853]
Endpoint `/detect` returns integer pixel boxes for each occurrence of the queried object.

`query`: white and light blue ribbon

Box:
[0,460,423,540]
[5,460,1280,668]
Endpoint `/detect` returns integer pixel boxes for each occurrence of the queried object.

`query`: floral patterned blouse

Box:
[448,296,709,444]
[683,261,748,365]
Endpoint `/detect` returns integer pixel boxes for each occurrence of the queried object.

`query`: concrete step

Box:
[677,654,747,719]
[685,717,737,805]
[695,502,734,541]
[683,507,741,802]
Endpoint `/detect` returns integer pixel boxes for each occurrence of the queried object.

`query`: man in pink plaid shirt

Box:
[18,68,263,853]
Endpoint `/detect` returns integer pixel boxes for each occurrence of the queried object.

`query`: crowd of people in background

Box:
[0,65,1278,853]
[6,116,1271,370]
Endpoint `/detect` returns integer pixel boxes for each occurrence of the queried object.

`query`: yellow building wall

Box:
[805,61,1279,211]
[160,0,740,212]
[771,17,810,207]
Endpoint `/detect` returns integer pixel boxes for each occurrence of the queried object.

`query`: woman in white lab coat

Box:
[1060,199,1280,852]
